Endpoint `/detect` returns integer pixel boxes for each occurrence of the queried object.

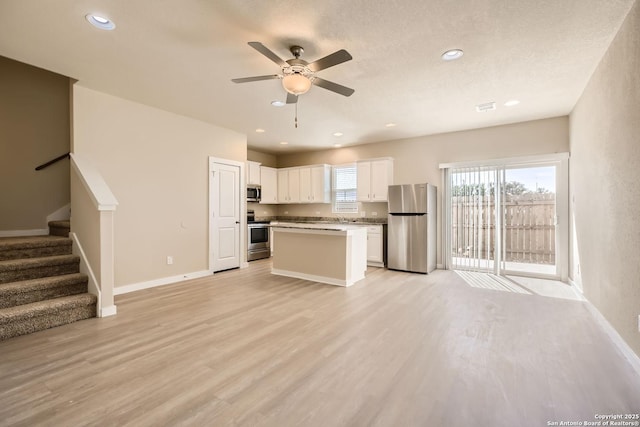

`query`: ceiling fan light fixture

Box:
[282,73,312,95]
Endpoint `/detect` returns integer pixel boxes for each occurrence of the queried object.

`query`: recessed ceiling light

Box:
[334,144,342,148]
[279,141,288,145]
[385,123,397,128]
[255,128,265,133]
[441,49,463,61]
[85,14,116,30]
[271,100,285,107]
[504,100,520,107]
[333,132,343,137]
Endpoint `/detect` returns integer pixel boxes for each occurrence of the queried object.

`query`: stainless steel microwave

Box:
[247,185,261,202]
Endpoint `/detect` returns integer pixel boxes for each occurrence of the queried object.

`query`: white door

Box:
[210,160,241,272]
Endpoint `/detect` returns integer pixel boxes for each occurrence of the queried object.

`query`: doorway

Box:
[209,157,244,272]
[443,154,568,280]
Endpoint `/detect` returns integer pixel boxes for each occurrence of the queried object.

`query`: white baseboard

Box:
[47,204,71,223]
[99,305,117,317]
[567,277,586,301]
[271,268,361,287]
[114,270,212,295]
[0,229,48,237]
[582,300,640,377]
[69,232,105,314]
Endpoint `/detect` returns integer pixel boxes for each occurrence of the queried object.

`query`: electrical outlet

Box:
[372,212,378,217]
[167,256,173,265]
[315,211,320,215]
[361,211,366,217]
[284,211,288,214]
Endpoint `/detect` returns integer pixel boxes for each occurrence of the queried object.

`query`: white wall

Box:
[73,85,246,288]
[276,117,570,265]
[570,0,640,356]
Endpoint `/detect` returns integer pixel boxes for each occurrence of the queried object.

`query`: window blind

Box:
[332,164,358,213]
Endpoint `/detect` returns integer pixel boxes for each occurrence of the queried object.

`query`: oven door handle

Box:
[236,221,240,224]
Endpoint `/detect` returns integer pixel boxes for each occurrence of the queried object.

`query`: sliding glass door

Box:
[445,155,568,280]
[501,165,557,276]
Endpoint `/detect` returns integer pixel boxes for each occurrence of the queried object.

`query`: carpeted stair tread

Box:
[48,220,71,237]
[0,254,80,284]
[0,293,97,340]
[0,236,72,261]
[0,273,88,309]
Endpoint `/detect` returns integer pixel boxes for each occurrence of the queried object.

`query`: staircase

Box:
[0,221,97,340]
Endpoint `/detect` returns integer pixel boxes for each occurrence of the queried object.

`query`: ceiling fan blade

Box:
[231,75,280,83]
[248,42,287,67]
[308,49,352,72]
[312,77,355,97]
[286,93,298,104]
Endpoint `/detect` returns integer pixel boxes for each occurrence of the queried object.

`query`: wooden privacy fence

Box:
[451,193,556,265]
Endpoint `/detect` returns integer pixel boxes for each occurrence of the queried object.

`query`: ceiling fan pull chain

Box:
[295,102,298,128]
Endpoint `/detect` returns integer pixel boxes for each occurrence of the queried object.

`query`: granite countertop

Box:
[270,222,366,232]
[255,216,387,225]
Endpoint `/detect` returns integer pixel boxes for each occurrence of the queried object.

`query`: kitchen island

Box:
[270,223,367,286]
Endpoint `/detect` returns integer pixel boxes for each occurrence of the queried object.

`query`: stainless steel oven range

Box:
[247,210,270,261]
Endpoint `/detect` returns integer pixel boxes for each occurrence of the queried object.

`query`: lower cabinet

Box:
[365,225,386,267]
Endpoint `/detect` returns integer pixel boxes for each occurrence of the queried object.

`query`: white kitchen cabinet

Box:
[260,166,278,204]
[247,161,261,185]
[299,165,331,203]
[357,159,393,202]
[365,225,386,267]
[278,168,300,203]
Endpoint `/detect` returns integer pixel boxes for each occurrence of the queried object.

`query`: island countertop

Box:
[270,225,367,286]
[269,222,364,232]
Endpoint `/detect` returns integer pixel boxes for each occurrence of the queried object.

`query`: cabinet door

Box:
[277,169,289,203]
[310,165,330,203]
[260,167,278,204]
[288,168,301,203]
[367,232,383,263]
[357,162,371,201]
[247,161,261,185]
[299,167,312,202]
[370,160,390,201]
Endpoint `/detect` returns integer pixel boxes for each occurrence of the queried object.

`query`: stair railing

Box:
[35,152,70,171]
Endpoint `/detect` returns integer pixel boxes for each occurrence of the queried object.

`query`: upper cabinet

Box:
[299,165,331,203]
[278,168,301,203]
[260,166,278,204]
[276,165,331,204]
[247,161,261,185]
[357,158,394,202]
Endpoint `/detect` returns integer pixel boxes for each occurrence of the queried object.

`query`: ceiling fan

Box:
[231,42,355,104]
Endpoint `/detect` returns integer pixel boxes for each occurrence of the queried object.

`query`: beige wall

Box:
[247,149,277,168]
[72,85,246,288]
[275,117,570,264]
[570,1,640,356]
[0,56,71,231]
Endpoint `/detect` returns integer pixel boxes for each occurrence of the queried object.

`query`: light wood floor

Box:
[1,260,639,426]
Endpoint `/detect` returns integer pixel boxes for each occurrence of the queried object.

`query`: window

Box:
[332,164,358,213]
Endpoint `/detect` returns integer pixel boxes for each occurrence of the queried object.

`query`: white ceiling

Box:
[0,0,635,153]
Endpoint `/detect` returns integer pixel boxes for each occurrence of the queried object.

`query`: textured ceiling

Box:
[0,0,635,153]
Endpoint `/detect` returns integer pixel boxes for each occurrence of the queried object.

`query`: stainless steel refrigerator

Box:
[387,183,437,273]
